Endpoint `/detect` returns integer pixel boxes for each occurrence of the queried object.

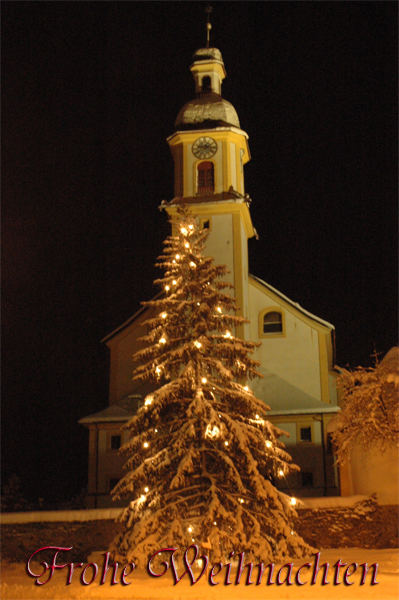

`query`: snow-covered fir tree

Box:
[110,206,313,565]
[332,348,399,463]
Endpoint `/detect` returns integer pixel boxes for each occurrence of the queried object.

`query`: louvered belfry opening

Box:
[197,161,214,194]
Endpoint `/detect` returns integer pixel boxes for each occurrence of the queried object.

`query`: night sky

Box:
[2,2,397,505]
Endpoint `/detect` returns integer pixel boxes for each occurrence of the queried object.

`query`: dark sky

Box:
[2,2,397,504]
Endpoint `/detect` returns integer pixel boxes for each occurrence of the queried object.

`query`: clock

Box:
[192,136,217,159]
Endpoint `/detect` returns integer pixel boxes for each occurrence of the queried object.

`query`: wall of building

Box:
[248,280,323,411]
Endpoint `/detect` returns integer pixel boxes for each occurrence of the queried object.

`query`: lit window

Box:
[197,162,214,194]
[263,311,283,334]
[111,435,121,450]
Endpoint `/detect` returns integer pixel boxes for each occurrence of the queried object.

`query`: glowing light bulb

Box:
[291,530,295,535]
[213,521,217,526]
[223,330,232,339]
[154,428,158,433]
[172,259,176,264]
[155,366,162,376]
[189,261,196,268]
[265,440,272,448]
[243,385,249,392]
[161,312,167,319]
[144,487,149,493]
[278,469,284,477]
[159,336,166,345]
[255,414,260,420]
[196,302,200,306]
[144,395,153,406]
[290,497,297,506]
[224,441,229,446]
[194,341,202,349]
[143,441,149,449]
[165,285,170,292]
[184,242,190,248]
[180,227,188,235]
[205,424,220,439]
[172,279,177,286]
[216,306,222,313]
[188,224,194,230]
[175,254,180,260]
[239,498,244,504]
[201,377,207,384]
[187,526,193,533]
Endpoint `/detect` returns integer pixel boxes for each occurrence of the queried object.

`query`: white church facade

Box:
[80,45,341,508]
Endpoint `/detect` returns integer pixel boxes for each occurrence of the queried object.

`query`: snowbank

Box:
[0,507,122,524]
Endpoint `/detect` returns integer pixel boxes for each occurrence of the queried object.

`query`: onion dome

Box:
[175,47,240,130]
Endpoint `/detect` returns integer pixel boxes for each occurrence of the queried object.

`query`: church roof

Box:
[175,92,240,130]
[250,274,335,330]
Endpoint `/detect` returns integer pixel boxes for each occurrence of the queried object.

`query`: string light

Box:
[155,366,162,376]
[187,526,193,533]
[144,487,149,493]
[194,341,202,349]
[188,224,194,230]
[172,279,177,286]
[143,441,149,449]
[180,227,188,236]
[172,259,176,264]
[196,302,200,306]
[161,312,167,319]
[165,285,170,292]
[175,254,180,260]
[205,424,220,439]
[154,428,158,433]
[224,441,229,446]
[278,469,284,478]
[216,306,222,313]
[201,377,207,384]
[159,336,166,345]
[265,440,272,448]
[223,330,232,339]
[243,385,249,392]
[184,242,190,249]
[213,521,217,526]
[189,261,196,268]
[144,395,153,406]
[290,497,297,506]
[239,498,244,504]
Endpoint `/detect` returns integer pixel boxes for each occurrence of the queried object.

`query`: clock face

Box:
[192,136,217,159]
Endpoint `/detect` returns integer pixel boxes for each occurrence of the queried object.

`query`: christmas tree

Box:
[111,206,313,565]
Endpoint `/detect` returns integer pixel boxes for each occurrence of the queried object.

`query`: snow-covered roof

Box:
[249,274,335,330]
[78,404,135,425]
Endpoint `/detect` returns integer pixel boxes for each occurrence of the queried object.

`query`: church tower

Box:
[164,43,256,339]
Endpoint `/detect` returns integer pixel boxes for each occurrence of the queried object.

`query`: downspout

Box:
[320,414,327,496]
[95,425,99,509]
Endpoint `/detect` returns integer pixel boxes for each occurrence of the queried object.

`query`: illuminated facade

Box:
[80,46,340,508]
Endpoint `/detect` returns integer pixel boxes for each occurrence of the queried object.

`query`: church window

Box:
[301,472,314,487]
[110,434,121,450]
[197,161,214,194]
[109,478,119,492]
[263,310,283,334]
[299,426,312,442]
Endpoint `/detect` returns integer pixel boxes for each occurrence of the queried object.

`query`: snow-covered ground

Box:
[1,548,398,600]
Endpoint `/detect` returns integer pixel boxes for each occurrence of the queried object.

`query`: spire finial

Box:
[205,5,213,48]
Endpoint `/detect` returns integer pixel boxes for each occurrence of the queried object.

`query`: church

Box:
[79,41,341,508]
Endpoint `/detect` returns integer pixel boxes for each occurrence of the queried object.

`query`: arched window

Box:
[197,161,214,194]
[263,310,283,334]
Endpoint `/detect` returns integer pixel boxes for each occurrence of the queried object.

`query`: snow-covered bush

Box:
[332,348,399,463]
